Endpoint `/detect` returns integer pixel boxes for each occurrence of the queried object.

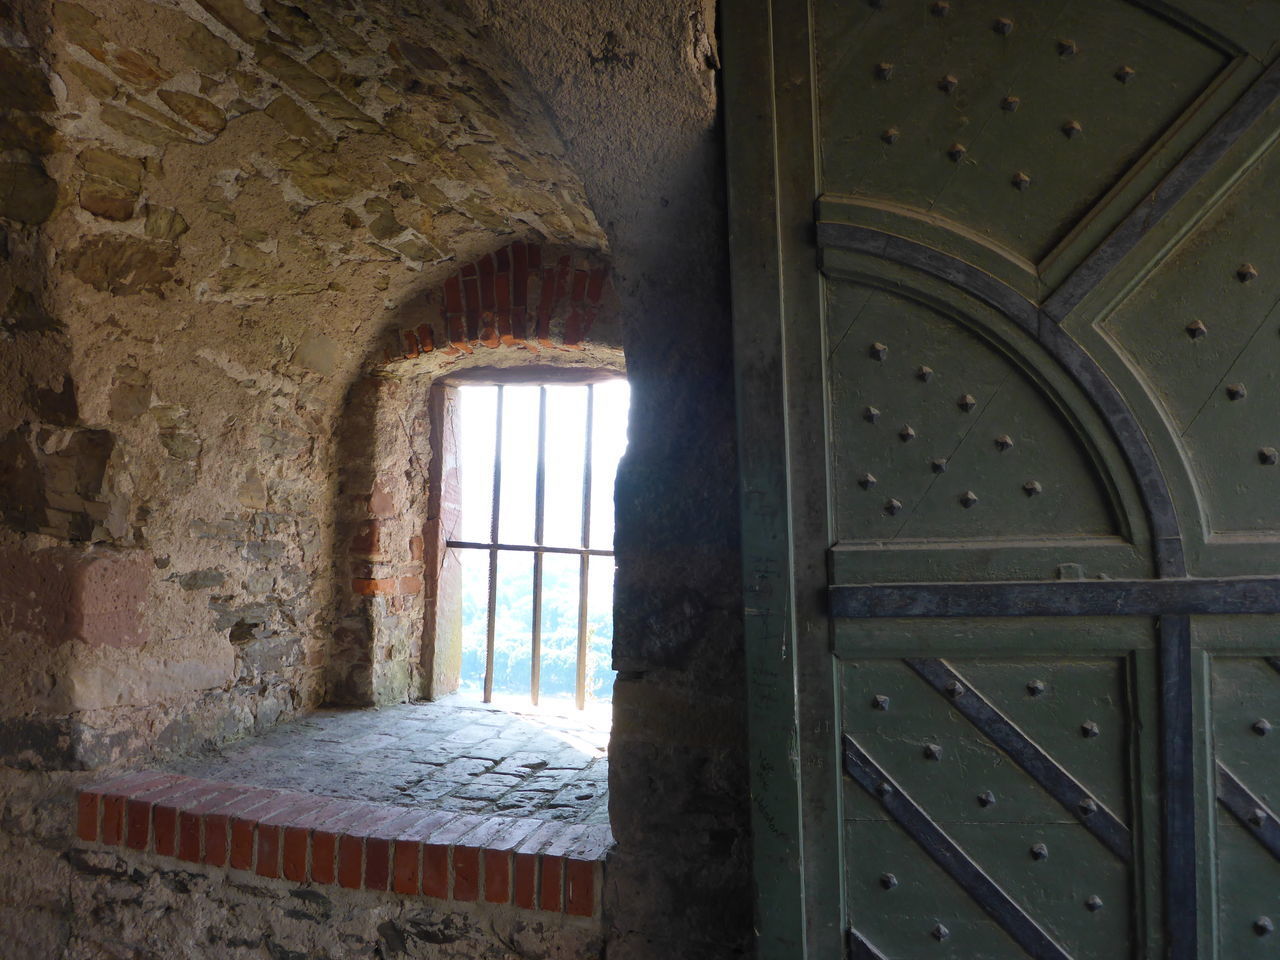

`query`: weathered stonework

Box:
[1,0,746,955]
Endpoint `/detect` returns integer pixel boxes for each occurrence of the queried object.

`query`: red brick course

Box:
[75,772,609,919]
[380,242,611,366]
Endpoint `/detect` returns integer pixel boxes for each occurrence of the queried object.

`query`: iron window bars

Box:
[446,384,612,709]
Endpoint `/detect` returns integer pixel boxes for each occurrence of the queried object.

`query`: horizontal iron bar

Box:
[831,577,1280,618]
[907,658,1131,862]
[842,734,1075,960]
[446,540,614,558]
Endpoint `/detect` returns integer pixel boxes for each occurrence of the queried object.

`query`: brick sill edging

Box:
[77,771,610,917]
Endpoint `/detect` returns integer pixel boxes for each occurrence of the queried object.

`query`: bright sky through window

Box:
[454,380,630,708]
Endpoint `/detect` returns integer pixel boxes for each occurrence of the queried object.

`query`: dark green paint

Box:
[726,1,1280,957]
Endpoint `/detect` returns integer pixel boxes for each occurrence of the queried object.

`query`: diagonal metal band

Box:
[1216,762,1280,863]
[1268,657,1280,677]
[842,734,1075,960]
[847,928,889,960]
[905,658,1133,863]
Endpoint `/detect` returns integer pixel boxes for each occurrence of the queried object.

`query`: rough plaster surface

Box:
[0,0,749,955]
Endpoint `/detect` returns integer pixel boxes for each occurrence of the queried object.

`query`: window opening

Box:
[450,380,629,710]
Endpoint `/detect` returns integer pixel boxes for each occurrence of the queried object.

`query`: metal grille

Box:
[448,383,614,709]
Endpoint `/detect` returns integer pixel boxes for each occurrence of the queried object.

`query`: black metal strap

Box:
[1217,762,1280,863]
[830,577,1280,618]
[847,928,889,960]
[842,734,1075,960]
[906,659,1131,861]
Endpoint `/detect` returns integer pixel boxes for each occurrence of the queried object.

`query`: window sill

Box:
[76,770,610,918]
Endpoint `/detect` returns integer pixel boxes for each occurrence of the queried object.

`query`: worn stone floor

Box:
[167,695,611,826]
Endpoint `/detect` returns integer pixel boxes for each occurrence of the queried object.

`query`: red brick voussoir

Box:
[75,771,610,919]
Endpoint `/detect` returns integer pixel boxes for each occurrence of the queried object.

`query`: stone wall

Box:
[0,0,749,955]
[453,3,753,956]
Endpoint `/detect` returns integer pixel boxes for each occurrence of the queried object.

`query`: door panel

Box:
[813,0,1230,266]
[827,281,1120,543]
[724,2,1280,958]
[841,646,1149,958]
[1101,139,1280,539]
[1207,639,1280,954]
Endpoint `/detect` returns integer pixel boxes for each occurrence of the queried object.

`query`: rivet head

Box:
[947,142,967,162]
[1001,95,1021,112]
[931,923,951,942]
[1057,38,1078,57]
[1030,843,1049,861]
[930,1,950,15]
[977,790,996,807]
[1086,895,1104,912]
[864,406,881,423]
[1062,120,1083,139]
[1115,65,1137,83]
[923,743,943,761]
[881,127,900,145]
[1078,797,1098,816]
[959,490,979,509]
[1185,319,1208,339]
[945,680,965,698]
[899,425,916,442]
[877,780,894,797]
[916,365,934,382]
[958,393,977,412]
[993,17,1014,34]
[1249,808,1267,828]
[870,342,889,360]
[1238,263,1259,283]
[1255,917,1275,936]
[885,498,903,516]
[880,872,899,889]
[1227,383,1248,401]
[931,457,949,474]
[872,694,891,711]
[938,74,959,94]
[875,62,895,80]
[859,473,878,490]
[1027,679,1046,696]
[1253,718,1272,735]
[1012,171,1032,191]
[1023,480,1042,496]
[1081,721,1100,738]
[995,435,1014,451]
[1259,448,1278,466]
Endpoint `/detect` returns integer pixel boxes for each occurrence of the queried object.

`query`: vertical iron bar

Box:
[1160,613,1197,960]
[531,386,547,705]
[576,385,594,709]
[484,386,503,703]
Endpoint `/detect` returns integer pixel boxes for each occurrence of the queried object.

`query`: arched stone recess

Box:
[328,241,623,707]
[0,0,612,766]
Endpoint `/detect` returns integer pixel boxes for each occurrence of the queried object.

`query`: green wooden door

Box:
[725,2,1280,958]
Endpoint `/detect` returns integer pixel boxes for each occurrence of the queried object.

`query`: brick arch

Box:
[378,241,617,369]
[328,242,623,707]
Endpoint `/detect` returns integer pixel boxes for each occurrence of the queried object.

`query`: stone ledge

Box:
[77,771,610,917]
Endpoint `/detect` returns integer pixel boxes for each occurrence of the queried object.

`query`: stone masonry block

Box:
[0,546,150,649]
